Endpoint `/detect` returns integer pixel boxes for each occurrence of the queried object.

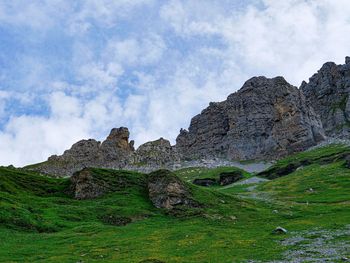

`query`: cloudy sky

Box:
[0,0,349,166]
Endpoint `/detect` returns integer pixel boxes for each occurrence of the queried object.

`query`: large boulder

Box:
[147,170,197,209]
[301,57,350,138]
[176,76,325,161]
[69,168,109,200]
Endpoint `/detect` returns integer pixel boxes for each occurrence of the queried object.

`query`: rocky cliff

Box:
[301,57,350,138]
[32,58,350,177]
[176,76,325,161]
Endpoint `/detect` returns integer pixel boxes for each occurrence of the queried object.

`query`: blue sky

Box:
[0,0,349,166]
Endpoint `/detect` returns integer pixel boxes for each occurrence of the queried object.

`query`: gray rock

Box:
[301,57,350,138]
[99,127,135,167]
[69,168,109,200]
[147,170,197,209]
[132,138,180,168]
[32,127,135,177]
[176,76,325,161]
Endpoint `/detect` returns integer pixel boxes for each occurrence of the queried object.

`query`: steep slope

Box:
[1,145,350,262]
[301,57,350,138]
[176,76,325,161]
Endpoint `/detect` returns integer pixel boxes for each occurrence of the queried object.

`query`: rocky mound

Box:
[131,138,180,169]
[147,170,198,209]
[69,167,146,199]
[301,57,350,138]
[176,76,325,161]
[69,168,109,199]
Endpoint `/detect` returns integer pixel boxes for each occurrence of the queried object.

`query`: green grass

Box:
[0,144,349,262]
[175,166,250,182]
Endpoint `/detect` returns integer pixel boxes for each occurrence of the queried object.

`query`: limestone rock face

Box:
[133,138,180,167]
[147,170,196,209]
[176,76,325,161]
[301,57,350,138]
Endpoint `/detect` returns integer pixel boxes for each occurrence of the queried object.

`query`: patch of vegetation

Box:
[175,166,250,184]
[0,145,349,262]
[258,144,350,179]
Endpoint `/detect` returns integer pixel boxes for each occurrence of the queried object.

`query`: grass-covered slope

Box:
[0,144,349,262]
[175,166,251,182]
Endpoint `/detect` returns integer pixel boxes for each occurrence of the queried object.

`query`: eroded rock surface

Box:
[69,168,109,199]
[34,127,135,177]
[301,57,350,138]
[132,138,180,168]
[32,57,350,177]
[147,170,197,209]
[176,76,325,161]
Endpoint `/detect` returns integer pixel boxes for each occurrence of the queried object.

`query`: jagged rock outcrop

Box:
[147,170,198,209]
[35,127,135,177]
[301,57,350,138]
[33,128,180,177]
[132,138,180,167]
[34,57,350,177]
[176,76,325,161]
[99,127,135,167]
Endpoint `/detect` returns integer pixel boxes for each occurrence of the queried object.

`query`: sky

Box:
[0,0,349,166]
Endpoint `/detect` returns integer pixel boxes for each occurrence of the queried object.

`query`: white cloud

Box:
[103,34,166,66]
[1,0,350,166]
[67,0,155,35]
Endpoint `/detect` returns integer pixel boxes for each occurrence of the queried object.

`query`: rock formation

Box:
[301,57,350,138]
[32,58,350,177]
[36,127,135,177]
[132,138,180,168]
[69,167,146,200]
[69,168,109,199]
[176,76,325,161]
[33,128,180,177]
[147,170,198,209]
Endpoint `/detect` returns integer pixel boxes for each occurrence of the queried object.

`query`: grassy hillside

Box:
[0,145,349,262]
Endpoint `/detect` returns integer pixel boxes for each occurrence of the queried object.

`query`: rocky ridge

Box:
[176,76,325,161]
[35,128,180,177]
[301,57,350,138]
[30,57,350,177]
